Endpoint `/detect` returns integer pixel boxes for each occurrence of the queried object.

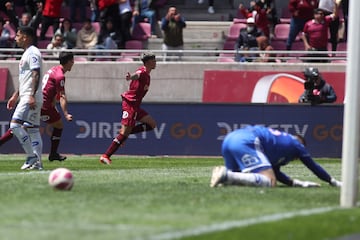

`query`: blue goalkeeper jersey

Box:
[249,126,332,184]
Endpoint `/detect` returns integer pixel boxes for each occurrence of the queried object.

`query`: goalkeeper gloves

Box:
[292,179,321,188]
[330,178,342,187]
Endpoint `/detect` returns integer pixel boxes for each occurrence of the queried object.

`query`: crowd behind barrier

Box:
[0,0,347,62]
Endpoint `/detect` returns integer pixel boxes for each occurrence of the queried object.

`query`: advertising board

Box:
[0,103,343,157]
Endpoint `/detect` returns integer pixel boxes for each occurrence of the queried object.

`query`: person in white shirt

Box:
[7,26,43,170]
[47,33,67,58]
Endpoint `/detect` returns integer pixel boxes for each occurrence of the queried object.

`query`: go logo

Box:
[313,124,342,141]
[170,123,203,139]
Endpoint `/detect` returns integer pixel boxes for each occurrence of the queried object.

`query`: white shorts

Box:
[222,130,272,173]
[12,96,42,127]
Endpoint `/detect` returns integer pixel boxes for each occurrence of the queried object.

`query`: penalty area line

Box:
[146,206,341,240]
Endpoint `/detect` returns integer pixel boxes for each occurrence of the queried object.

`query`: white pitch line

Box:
[0,171,50,176]
[145,206,341,240]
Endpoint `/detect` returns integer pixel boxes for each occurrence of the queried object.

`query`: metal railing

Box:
[0,48,347,63]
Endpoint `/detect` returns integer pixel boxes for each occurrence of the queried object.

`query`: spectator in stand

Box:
[161,6,186,62]
[7,1,42,30]
[255,35,276,62]
[75,18,98,49]
[301,6,339,62]
[238,0,270,37]
[340,0,348,41]
[98,0,120,37]
[54,18,77,49]
[47,33,67,58]
[234,17,265,62]
[89,0,99,22]
[198,0,234,14]
[68,0,87,23]
[118,0,132,49]
[0,1,13,20]
[132,0,157,36]
[0,16,11,48]
[262,0,279,38]
[319,0,341,52]
[198,0,215,14]
[39,0,63,40]
[286,0,319,50]
[24,0,39,16]
[237,1,255,19]
[95,17,119,50]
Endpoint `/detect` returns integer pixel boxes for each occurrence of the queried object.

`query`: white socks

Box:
[27,127,43,162]
[10,122,34,156]
[226,171,272,187]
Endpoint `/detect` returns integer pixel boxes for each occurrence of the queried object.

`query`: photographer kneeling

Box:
[298,67,337,105]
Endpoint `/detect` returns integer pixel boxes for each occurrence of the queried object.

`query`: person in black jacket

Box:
[298,67,337,104]
[234,17,265,62]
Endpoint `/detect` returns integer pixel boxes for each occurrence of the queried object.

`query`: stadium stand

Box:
[74,56,88,62]
[122,40,143,59]
[273,23,290,41]
[36,25,54,40]
[3,22,15,40]
[0,1,347,63]
[37,40,51,49]
[222,39,236,50]
[132,22,152,41]
[225,22,246,41]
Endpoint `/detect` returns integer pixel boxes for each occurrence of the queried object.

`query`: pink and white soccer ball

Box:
[48,168,74,190]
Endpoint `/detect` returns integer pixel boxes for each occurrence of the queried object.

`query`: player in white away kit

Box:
[6,26,43,170]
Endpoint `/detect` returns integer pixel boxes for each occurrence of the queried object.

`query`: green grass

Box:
[0,155,359,240]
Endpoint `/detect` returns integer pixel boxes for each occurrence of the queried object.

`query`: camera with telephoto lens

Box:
[302,67,320,103]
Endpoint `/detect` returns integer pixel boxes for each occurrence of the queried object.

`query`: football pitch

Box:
[0,155,359,240]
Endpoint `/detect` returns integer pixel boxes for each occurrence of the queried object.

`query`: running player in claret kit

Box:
[41,51,75,161]
[99,51,157,164]
[100,52,156,164]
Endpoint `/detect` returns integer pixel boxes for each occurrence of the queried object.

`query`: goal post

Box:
[340,0,360,207]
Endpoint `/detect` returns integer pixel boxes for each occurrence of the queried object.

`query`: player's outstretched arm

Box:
[126,71,140,81]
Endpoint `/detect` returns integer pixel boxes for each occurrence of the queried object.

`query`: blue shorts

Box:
[221,129,272,173]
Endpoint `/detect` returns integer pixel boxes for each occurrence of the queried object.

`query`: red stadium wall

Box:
[0,68,8,101]
[202,71,345,103]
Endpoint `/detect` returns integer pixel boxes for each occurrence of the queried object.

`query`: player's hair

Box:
[18,26,35,39]
[59,52,74,65]
[141,51,156,63]
[294,134,306,146]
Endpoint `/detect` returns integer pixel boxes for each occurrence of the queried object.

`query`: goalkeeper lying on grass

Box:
[210,125,342,188]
